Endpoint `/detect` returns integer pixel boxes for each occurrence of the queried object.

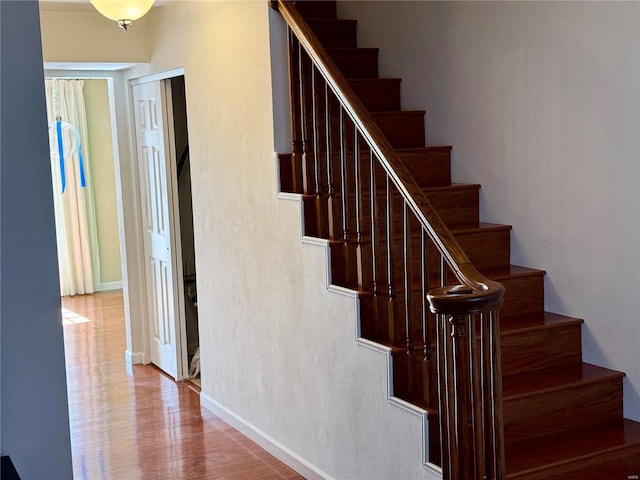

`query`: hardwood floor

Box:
[62,291,304,480]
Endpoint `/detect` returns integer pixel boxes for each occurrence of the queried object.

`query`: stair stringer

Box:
[278,189,442,479]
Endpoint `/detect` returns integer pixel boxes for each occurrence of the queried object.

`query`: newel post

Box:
[428,284,505,480]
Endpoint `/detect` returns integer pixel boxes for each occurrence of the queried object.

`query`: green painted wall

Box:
[83,79,122,286]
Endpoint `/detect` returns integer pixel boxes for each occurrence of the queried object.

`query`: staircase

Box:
[275,1,640,478]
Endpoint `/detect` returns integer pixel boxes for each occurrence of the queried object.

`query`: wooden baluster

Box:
[353,128,362,288]
[310,66,328,237]
[325,83,338,241]
[354,131,373,291]
[402,202,416,399]
[482,309,505,479]
[474,312,487,477]
[338,108,353,286]
[287,30,302,193]
[436,309,454,479]
[369,151,381,339]
[421,228,432,406]
[465,312,479,480]
[439,312,454,479]
[298,44,313,196]
[385,177,396,345]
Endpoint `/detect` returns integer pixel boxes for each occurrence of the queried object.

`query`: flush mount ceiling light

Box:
[90,0,155,32]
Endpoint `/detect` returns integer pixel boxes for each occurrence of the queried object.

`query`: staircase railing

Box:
[271,1,505,478]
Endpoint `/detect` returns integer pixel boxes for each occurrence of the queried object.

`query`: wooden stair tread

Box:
[365,264,543,293]
[360,262,541,291]
[396,146,452,154]
[543,451,640,480]
[423,182,480,193]
[348,77,402,83]
[505,419,640,477]
[500,311,584,333]
[326,47,379,53]
[382,222,510,239]
[502,363,624,400]
[449,222,512,234]
[370,109,426,117]
[479,264,547,279]
[305,18,357,24]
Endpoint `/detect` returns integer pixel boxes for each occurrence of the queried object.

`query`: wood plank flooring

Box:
[62,291,304,480]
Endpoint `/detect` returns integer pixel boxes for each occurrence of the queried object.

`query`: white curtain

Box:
[45,79,101,296]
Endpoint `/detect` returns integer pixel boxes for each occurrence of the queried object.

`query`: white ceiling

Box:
[44,62,139,71]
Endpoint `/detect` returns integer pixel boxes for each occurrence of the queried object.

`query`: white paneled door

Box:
[132,81,183,379]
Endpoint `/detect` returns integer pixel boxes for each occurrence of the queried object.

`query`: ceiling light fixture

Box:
[90,0,155,32]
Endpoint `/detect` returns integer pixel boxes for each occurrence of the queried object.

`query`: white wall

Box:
[84,79,123,287]
[0,1,73,478]
[339,0,640,421]
[129,1,438,478]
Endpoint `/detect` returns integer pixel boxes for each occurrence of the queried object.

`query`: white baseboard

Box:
[98,281,123,291]
[200,393,335,480]
[125,350,146,365]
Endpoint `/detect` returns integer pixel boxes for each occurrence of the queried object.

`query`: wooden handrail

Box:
[272,0,503,309]
[272,1,506,478]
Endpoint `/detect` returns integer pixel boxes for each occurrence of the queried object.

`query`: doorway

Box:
[45,77,123,297]
[170,76,200,385]
[131,73,199,382]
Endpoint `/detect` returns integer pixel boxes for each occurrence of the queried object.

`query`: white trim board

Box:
[200,393,335,480]
[98,281,123,291]
[129,68,186,86]
[125,350,147,365]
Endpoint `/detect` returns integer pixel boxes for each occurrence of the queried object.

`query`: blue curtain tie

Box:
[78,145,86,188]
[55,120,86,193]
[56,120,66,193]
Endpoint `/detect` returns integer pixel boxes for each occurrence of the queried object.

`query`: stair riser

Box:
[497,274,544,317]
[350,79,402,112]
[326,228,511,293]
[328,49,379,78]
[502,324,582,376]
[355,272,544,348]
[307,19,358,48]
[278,147,454,193]
[382,227,511,272]
[395,325,585,405]
[391,351,433,402]
[399,149,452,187]
[424,187,479,226]
[371,112,425,149]
[302,185,481,238]
[457,229,510,269]
[295,0,337,19]
[504,378,624,445]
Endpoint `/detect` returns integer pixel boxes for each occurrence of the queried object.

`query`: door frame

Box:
[129,68,190,380]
